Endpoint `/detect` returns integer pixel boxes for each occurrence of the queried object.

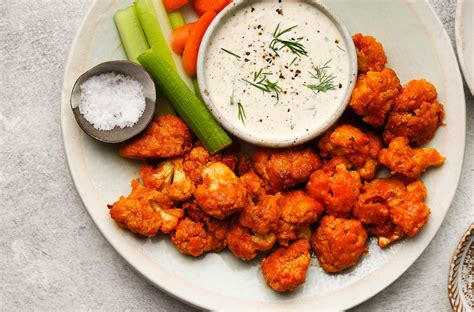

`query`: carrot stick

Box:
[171,23,195,55]
[163,0,189,12]
[192,0,231,16]
[182,11,216,77]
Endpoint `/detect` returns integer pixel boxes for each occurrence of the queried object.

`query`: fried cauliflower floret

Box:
[349,69,401,127]
[167,158,196,202]
[141,159,195,202]
[239,170,266,200]
[276,191,323,246]
[367,221,405,248]
[353,179,403,226]
[354,178,430,237]
[183,145,210,185]
[261,239,311,292]
[237,151,254,176]
[311,216,368,273]
[226,223,276,261]
[253,147,321,192]
[379,137,445,178]
[389,180,430,237]
[384,80,445,145]
[109,180,183,237]
[184,201,229,252]
[352,33,387,72]
[317,125,383,180]
[240,194,282,235]
[120,115,192,159]
[306,164,362,217]
[279,191,323,225]
[171,218,209,257]
[193,162,247,219]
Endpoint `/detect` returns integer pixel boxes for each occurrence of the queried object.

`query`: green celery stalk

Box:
[138,49,232,154]
[134,0,176,69]
[167,11,186,30]
[192,78,204,102]
[113,6,149,63]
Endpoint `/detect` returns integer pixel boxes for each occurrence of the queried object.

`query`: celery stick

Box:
[114,6,149,63]
[192,78,204,102]
[167,11,186,30]
[139,49,232,154]
[134,0,176,69]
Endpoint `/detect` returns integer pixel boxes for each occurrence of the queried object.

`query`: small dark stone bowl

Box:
[70,60,156,144]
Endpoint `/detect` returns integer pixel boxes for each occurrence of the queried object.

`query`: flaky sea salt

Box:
[79,72,146,131]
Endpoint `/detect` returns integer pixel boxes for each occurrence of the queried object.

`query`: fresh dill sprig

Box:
[242,68,282,104]
[237,101,246,124]
[221,48,241,59]
[269,24,308,58]
[304,59,337,94]
[289,56,298,66]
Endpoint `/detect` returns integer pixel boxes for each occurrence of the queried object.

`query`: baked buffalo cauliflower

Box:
[311,215,368,273]
[226,223,276,261]
[120,115,192,159]
[253,147,321,192]
[276,191,322,246]
[349,68,401,127]
[379,136,445,178]
[261,239,311,292]
[317,125,383,180]
[239,193,282,235]
[193,162,247,219]
[384,79,445,145]
[306,159,362,217]
[352,33,387,72]
[108,179,184,237]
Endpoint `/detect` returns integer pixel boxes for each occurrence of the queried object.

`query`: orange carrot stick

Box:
[192,0,231,16]
[182,11,216,77]
[163,0,189,12]
[171,23,196,55]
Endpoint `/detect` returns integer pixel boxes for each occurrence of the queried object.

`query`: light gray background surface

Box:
[0,0,472,310]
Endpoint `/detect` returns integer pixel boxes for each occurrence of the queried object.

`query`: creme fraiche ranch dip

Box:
[199,0,356,146]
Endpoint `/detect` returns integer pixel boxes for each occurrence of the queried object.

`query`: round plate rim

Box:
[60,0,467,310]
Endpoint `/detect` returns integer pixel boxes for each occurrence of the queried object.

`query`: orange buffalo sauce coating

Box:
[353,33,387,72]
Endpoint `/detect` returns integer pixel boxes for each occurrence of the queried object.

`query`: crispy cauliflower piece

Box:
[311,216,368,273]
[279,190,323,225]
[349,68,401,127]
[389,180,430,237]
[171,218,209,257]
[261,239,311,292]
[367,221,405,248]
[226,223,276,261]
[306,162,362,217]
[379,137,445,178]
[354,178,430,238]
[184,201,229,252]
[183,145,210,185]
[352,33,387,72]
[253,147,321,192]
[239,170,266,200]
[167,158,196,202]
[108,180,183,237]
[240,194,282,235]
[317,125,383,180]
[384,79,445,145]
[193,162,247,219]
[141,159,195,202]
[353,178,404,226]
[120,115,192,159]
[237,151,254,176]
[275,191,323,246]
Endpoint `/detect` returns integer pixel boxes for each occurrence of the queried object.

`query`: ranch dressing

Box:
[203,0,352,145]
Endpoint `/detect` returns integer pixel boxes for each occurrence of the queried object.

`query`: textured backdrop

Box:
[0,0,473,310]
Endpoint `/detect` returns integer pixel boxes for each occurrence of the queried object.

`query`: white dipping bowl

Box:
[197,0,357,148]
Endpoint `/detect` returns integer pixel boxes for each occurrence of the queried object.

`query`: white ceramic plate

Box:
[61,0,466,310]
[456,0,474,95]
